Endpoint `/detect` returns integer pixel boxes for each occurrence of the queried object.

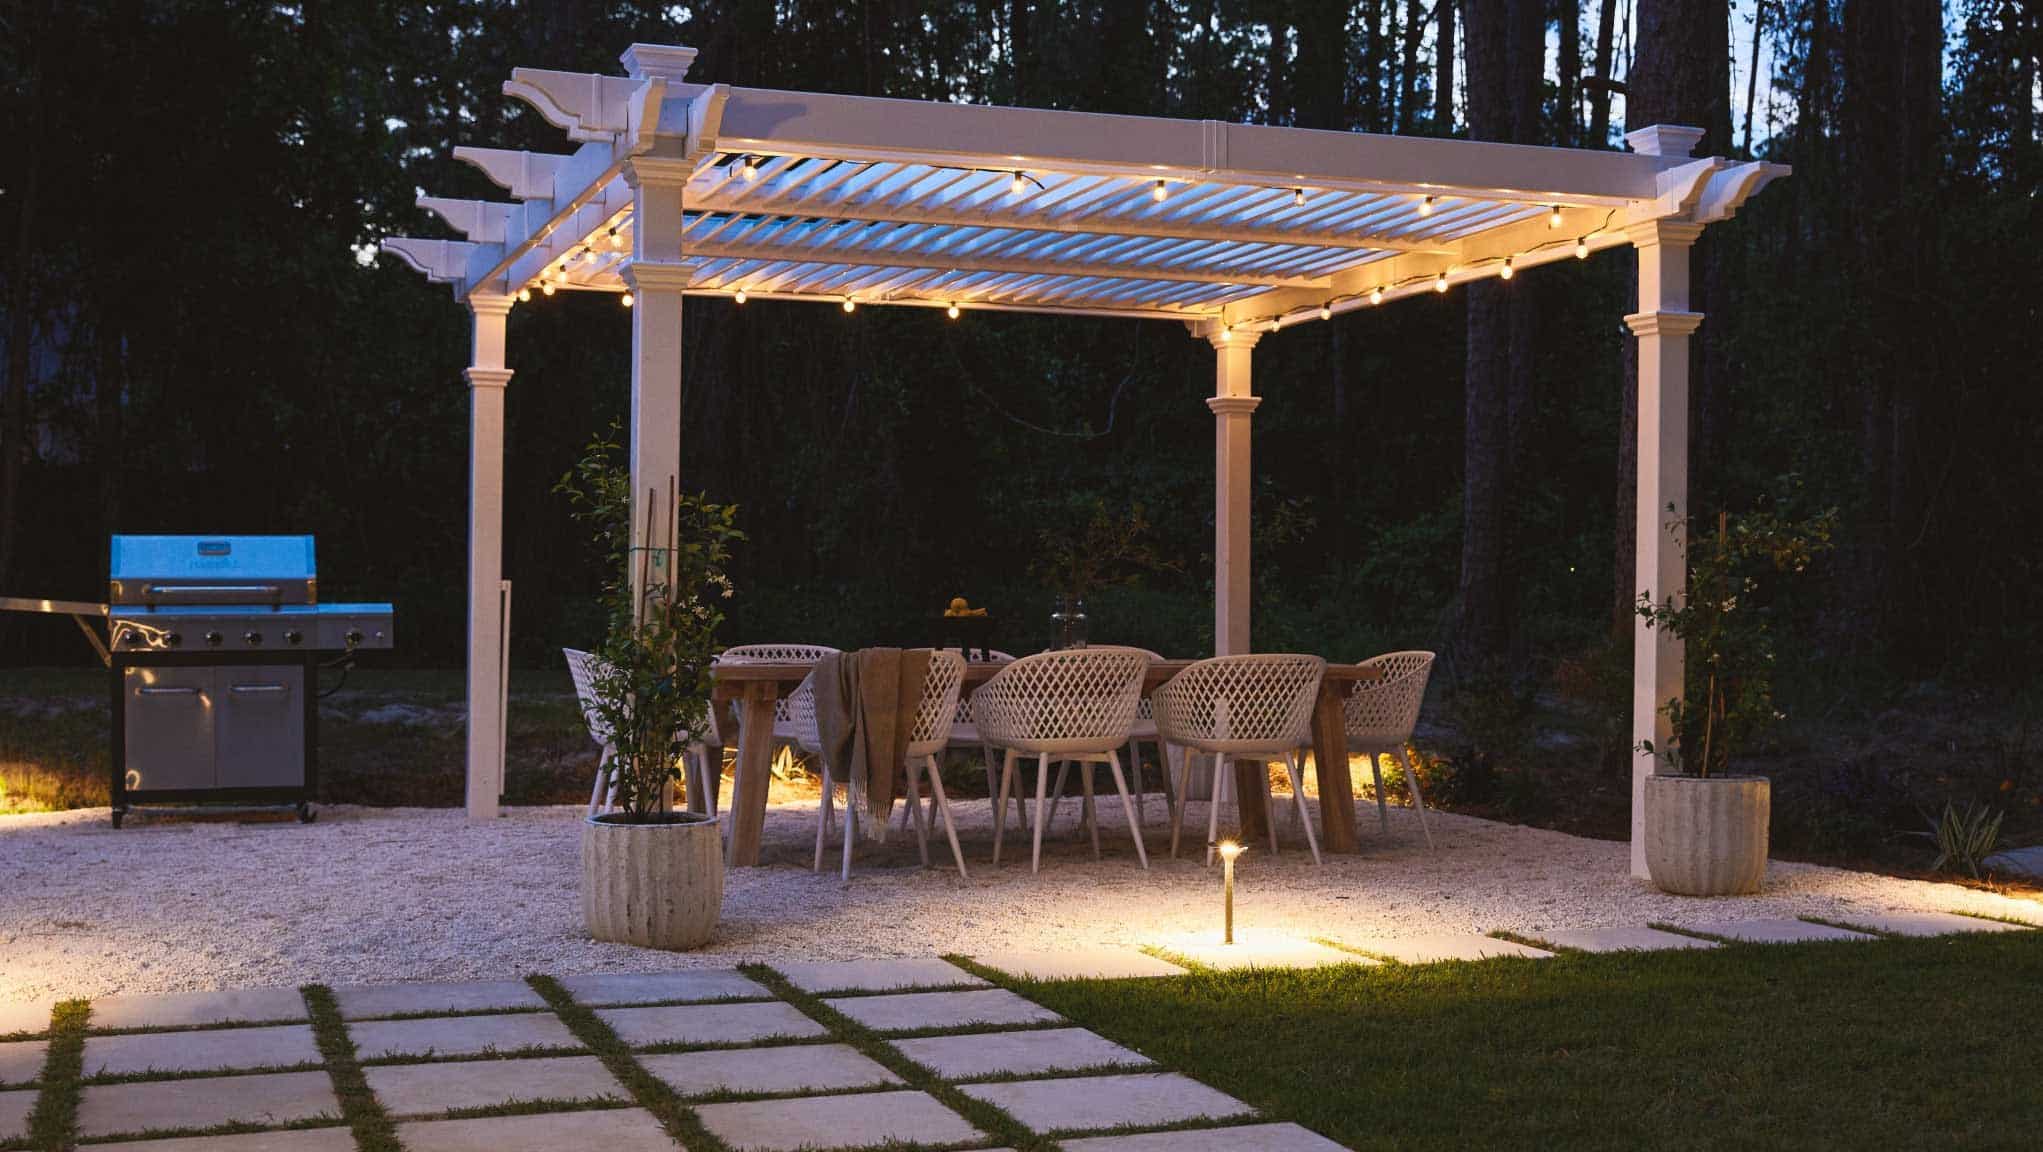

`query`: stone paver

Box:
[0,1089,32,1141]
[971,948,1187,980]
[1680,919,1876,944]
[363,1055,625,1118]
[90,988,308,1032]
[0,1039,46,1085]
[556,969,767,1006]
[697,1089,984,1151]
[350,1011,583,1060]
[641,1042,900,1097]
[1166,934,1377,971]
[334,979,545,1020]
[1063,1123,1350,1151]
[598,1001,825,1048]
[963,1071,1254,1134]
[1832,910,2035,938]
[1537,926,1720,953]
[827,988,1061,1033]
[76,1071,340,1139]
[82,1024,321,1078]
[774,958,987,994]
[894,1027,1150,1079]
[83,1129,360,1152]
[399,1107,676,1152]
[1345,933,1555,963]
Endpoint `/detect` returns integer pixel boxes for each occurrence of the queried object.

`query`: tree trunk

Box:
[1742,0,1767,155]
[1436,0,1458,130]
[1588,0,1620,144]
[0,5,45,597]
[1399,0,1425,132]
[1009,0,1031,104]
[1558,0,1583,144]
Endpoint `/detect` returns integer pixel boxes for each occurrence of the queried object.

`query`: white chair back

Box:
[564,648,612,748]
[907,650,966,754]
[1152,653,1325,753]
[720,644,839,736]
[1343,650,1435,746]
[973,646,1149,753]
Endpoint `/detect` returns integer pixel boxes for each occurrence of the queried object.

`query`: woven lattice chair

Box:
[1153,654,1327,865]
[566,648,715,818]
[1342,650,1437,849]
[939,649,1021,835]
[1042,646,1170,836]
[807,652,969,880]
[718,643,839,745]
[976,646,1151,873]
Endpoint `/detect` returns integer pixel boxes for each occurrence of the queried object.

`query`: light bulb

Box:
[555,263,570,283]
[1152,179,1168,202]
[1549,205,1564,229]
[1418,195,1435,216]
[946,302,960,319]
[740,155,760,181]
[842,297,856,313]
[1319,303,1332,320]
[734,289,747,304]
[1434,270,1449,293]
[620,291,634,307]
[1575,237,1589,259]
[517,287,531,303]
[1293,187,1306,207]
[1010,170,1026,196]
[1370,286,1384,305]
[608,228,623,249]
[1499,257,1514,280]
[541,281,556,296]
[1219,327,1231,342]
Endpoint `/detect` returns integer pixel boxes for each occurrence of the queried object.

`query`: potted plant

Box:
[558,433,741,949]
[1637,502,1834,896]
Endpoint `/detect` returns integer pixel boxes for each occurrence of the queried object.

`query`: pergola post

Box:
[464,294,515,821]
[1206,329,1262,656]
[620,159,693,590]
[1625,218,1704,877]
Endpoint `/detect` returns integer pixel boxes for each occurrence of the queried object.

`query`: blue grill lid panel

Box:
[110,536,316,583]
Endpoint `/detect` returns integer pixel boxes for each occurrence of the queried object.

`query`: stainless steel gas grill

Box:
[1,535,393,826]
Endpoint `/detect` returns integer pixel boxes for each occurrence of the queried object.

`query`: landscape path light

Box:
[1217,839,1245,944]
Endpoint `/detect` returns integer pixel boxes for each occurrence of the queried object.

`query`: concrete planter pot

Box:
[581,812,723,950]
[1644,774,1771,897]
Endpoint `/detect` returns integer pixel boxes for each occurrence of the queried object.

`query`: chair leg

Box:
[993,749,1016,867]
[1259,760,1280,857]
[1031,752,1050,874]
[1126,738,1146,826]
[1287,751,1322,866]
[1395,745,1435,849]
[840,777,859,882]
[588,745,611,816]
[903,758,932,868]
[1206,754,1226,866]
[1106,749,1149,869]
[1368,749,1391,836]
[925,754,970,879]
[1045,761,1070,837]
[1168,746,1189,860]
[1080,761,1101,860]
[813,765,834,873]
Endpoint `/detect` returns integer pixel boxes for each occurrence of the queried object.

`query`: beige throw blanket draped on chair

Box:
[813,647,930,824]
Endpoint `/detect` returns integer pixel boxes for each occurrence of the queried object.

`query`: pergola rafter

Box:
[385,45,1786,879]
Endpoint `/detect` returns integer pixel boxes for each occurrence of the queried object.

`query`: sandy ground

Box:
[3,795,2039,1004]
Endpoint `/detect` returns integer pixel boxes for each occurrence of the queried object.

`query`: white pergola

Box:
[385,43,1784,875]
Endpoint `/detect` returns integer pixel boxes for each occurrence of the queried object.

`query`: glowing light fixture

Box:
[1152,179,1169,202]
[1010,170,1027,196]
[1292,187,1306,207]
[1499,257,1515,281]
[1219,326,1232,343]
[842,296,857,313]
[1418,195,1436,216]
[608,227,623,250]
[1319,303,1333,321]
[946,302,960,319]
[740,155,760,181]
[1548,204,1564,229]
[734,288,748,304]
[516,287,531,303]
[1435,270,1449,293]
[1370,286,1384,305]
[620,291,634,307]
[1217,840,1245,945]
[1575,237,1590,260]
[541,281,556,296]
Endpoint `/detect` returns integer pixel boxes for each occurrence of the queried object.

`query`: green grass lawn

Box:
[999,933,2043,1152]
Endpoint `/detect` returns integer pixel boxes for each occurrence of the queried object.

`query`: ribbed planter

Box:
[1644,774,1771,897]
[581,813,723,950]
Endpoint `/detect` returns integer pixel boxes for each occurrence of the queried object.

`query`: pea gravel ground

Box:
[4,798,2038,1004]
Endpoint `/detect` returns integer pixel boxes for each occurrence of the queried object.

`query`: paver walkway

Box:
[1,910,2028,1151]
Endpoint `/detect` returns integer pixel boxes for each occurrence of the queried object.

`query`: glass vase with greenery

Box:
[557,431,742,822]
[1031,499,1177,647]
[1636,502,1836,778]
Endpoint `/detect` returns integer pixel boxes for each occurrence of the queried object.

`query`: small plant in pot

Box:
[558,432,741,950]
[1637,501,1834,896]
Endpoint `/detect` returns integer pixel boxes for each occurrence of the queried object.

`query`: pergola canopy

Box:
[386,43,1783,332]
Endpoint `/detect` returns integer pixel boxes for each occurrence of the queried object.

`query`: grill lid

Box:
[109,536,317,606]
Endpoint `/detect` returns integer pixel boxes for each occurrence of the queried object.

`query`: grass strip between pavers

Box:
[301,985,403,1152]
[525,974,732,1152]
[22,1000,88,1152]
[742,963,1058,1152]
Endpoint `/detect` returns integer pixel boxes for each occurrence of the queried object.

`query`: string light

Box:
[1010,170,1026,196]
[516,287,531,303]
[1575,237,1590,259]
[583,247,600,264]
[1499,256,1514,280]
[1293,187,1307,207]
[842,296,857,313]
[1319,302,1333,320]
[734,288,748,304]
[1152,179,1169,202]
[1370,286,1384,305]
[946,302,960,319]
[1548,205,1564,229]
[1219,326,1232,342]
[620,291,634,307]
[541,281,556,296]
[608,227,623,250]
[1434,270,1449,293]
[1418,195,1436,216]
[739,155,760,181]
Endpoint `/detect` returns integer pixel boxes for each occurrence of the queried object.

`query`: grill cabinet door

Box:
[215,666,306,788]
[124,667,216,791]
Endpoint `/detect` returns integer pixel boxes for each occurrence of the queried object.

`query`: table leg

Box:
[1311,682,1358,854]
[1232,759,1270,845]
[726,682,780,868]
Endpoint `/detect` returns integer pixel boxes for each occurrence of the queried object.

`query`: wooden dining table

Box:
[708,658,1384,867]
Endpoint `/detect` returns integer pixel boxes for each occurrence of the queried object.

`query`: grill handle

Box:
[228,683,290,696]
[137,686,201,697]
[144,584,283,603]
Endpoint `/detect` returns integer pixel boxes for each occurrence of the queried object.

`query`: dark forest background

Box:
[2,1,2040,848]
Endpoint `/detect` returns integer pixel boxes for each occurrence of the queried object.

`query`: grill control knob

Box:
[243,631,263,646]
[204,631,223,648]
[344,628,364,648]
[283,629,303,646]
[165,632,183,648]
[124,632,147,647]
